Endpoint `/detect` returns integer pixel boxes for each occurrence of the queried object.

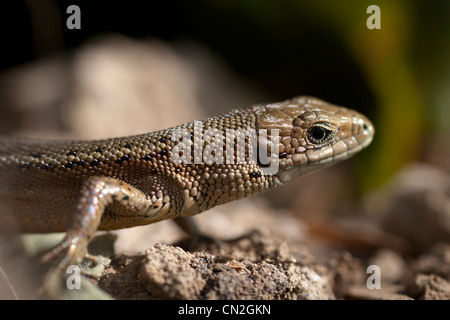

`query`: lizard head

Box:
[253,96,374,183]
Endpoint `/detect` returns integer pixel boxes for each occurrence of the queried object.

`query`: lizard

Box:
[0,96,374,273]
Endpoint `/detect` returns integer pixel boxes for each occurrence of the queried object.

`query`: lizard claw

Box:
[40,236,86,270]
[38,236,90,298]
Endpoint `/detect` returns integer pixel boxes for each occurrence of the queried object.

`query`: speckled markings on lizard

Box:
[0,96,374,270]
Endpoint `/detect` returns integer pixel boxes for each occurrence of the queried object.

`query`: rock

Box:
[345,284,412,300]
[408,274,450,300]
[368,249,406,284]
[367,163,450,253]
[99,232,337,300]
[139,244,208,299]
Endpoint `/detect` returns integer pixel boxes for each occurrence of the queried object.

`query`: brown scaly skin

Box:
[0,96,374,271]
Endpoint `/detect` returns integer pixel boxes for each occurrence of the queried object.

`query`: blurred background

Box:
[0,0,449,298]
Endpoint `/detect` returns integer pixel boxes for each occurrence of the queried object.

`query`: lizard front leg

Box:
[43,175,175,271]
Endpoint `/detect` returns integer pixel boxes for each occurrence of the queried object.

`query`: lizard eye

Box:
[307,123,334,144]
